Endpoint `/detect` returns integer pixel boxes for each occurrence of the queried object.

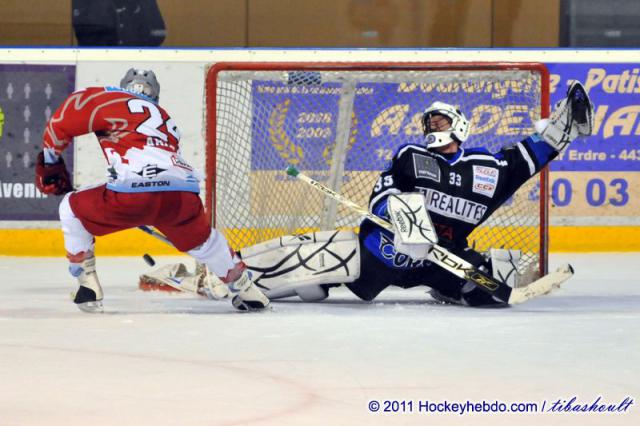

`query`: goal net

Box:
[206,62,549,282]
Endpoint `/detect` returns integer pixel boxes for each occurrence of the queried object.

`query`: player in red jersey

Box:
[35,69,269,313]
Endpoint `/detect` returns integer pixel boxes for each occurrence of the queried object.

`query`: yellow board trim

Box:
[1,226,639,256]
[0,229,181,256]
[549,226,640,252]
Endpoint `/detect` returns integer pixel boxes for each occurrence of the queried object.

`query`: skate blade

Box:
[231,295,270,312]
[77,300,104,313]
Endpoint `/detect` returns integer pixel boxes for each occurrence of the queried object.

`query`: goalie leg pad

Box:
[490,248,522,288]
[240,230,360,300]
[295,285,329,302]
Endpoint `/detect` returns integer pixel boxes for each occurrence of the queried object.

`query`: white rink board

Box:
[0,252,638,425]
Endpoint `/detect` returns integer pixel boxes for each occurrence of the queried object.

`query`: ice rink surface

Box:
[0,253,638,426]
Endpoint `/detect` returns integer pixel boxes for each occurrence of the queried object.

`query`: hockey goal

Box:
[206,62,550,282]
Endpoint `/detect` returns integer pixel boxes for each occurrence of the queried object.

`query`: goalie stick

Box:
[286,166,573,305]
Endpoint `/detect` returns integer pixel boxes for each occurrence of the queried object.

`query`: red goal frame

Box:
[205,61,550,276]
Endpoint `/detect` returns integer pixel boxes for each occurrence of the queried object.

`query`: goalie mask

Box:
[120,68,160,102]
[422,101,470,149]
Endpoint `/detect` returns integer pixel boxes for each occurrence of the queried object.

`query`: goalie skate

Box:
[139,263,229,300]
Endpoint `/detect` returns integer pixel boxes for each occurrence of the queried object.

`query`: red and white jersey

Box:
[43,86,200,193]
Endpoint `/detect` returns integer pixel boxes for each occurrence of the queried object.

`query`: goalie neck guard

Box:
[120,68,160,102]
[422,101,470,149]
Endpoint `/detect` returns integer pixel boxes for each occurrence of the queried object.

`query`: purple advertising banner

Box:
[250,63,639,223]
[547,63,640,172]
[251,76,540,172]
[545,63,639,221]
[0,64,75,220]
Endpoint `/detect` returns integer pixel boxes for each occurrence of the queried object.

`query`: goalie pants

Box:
[67,184,211,252]
[346,236,503,307]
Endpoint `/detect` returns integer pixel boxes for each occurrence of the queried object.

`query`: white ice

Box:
[0,253,638,426]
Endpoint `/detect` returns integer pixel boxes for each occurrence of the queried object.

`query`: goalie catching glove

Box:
[536,81,594,152]
[387,193,438,260]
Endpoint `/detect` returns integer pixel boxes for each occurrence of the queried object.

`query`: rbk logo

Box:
[465,271,500,291]
[135,164,167,179]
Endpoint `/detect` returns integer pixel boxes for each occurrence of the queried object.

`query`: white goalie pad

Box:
[388,193,438,260]
[490,248,522,288]
[240,230,360,300]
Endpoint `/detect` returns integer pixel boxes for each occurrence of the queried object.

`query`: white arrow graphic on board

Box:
[6,83,14,100]
[23,152,31,168]
[5,151,12,168]
[24,106,31,123]
[44,106,52,122]
[24,128,30,144]
[45,83,52,100]
[24,83,31,100]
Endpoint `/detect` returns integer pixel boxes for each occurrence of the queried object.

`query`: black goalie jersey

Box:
[361,133,557,270]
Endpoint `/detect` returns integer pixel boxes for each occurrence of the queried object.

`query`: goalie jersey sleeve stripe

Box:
[524,133,557,167]
[516,142,536,176]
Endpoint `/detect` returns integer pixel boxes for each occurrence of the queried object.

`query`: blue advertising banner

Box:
[546,63,639,223]
[251,76,539,172]
[548,63,640,172]
[250,65,639,225]
[0,64,75,220]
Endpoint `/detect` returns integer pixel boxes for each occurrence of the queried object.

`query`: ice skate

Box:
[69,254,104,313]
[224,262,270,312]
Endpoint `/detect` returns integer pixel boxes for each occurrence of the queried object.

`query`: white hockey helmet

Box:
[421,101,470,149]
[120,68,160,102]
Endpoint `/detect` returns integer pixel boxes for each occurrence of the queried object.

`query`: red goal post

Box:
[205,62,550,281]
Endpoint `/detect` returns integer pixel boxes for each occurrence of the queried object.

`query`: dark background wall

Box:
[0,0,560,47]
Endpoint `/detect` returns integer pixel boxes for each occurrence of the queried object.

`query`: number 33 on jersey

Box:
[43,86,200,194]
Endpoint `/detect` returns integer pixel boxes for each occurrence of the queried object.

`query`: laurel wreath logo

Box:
[269,99,304,165]
[268,100,359,167]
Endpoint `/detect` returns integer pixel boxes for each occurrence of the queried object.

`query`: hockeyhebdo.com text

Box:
[367,396,634,416]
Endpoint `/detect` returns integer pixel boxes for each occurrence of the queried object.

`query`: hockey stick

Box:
[138,225,170,245]
[286,166,573,305]
[137,225,172,266]
[138,225,171,245]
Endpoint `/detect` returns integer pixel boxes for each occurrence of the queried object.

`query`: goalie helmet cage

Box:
[206,61,550,281]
